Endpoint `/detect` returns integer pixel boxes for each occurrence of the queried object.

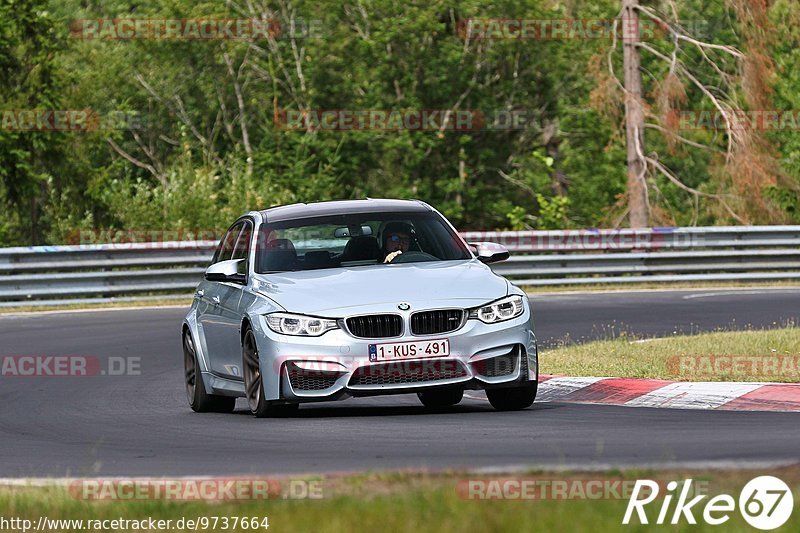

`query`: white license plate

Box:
[369,338,450,362]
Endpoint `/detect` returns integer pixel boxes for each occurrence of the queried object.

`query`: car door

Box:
[198,220,250,379]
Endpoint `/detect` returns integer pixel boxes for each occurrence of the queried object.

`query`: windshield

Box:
[254,211,471,273]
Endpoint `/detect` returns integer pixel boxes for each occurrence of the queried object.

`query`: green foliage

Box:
[764,185,800,223]
[505,206,530,231]
[535,193,570,230]
[0,0,798,245]
[0,0,71,244]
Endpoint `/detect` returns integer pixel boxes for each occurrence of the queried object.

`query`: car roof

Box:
[259,198,432,223]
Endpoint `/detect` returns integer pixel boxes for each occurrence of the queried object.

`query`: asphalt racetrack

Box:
[1,288,798,477]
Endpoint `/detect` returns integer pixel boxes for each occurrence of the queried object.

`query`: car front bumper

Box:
[251,309,537,402]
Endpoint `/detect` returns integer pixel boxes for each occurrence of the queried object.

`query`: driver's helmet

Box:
[382,221,416,249]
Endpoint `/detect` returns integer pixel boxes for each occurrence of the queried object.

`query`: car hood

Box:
[251,260,509,315]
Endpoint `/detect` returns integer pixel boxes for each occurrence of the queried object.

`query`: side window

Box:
[231,221,253,274]
[211,222,244,265]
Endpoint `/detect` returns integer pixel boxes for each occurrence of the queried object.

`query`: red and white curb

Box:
[471,375,800,412]
[536,375,800,412]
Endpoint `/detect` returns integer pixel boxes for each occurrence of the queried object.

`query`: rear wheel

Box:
[242,328,298,418]
[184,331,235,413]
[486,382,537,411]
[418,388,463,409]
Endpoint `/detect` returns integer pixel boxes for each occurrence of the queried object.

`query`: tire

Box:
[486,382,537,411]
[183,330,236,413]
[242,327,299,418]
[418,388,463,409]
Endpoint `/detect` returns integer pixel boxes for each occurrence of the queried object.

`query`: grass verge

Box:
[542,327,800,382]
[1,467,799,532]
[0,298,193,315]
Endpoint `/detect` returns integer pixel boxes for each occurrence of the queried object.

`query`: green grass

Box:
[1,468,799,532]
[542,327,800,381]
[0,298,192,314]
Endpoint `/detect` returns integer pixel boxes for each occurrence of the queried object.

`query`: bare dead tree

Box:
[606,0,777,227]
[622,0,649,227]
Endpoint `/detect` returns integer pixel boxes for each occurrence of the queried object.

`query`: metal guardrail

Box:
[0,227,799,306]
[459,225,800,252]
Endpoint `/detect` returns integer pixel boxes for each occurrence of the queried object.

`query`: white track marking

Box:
[681,290,775,300]
[465,377,606,403]
[536,376,607,402]
[624,382,765,409]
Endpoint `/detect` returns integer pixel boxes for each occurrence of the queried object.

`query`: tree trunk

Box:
[457,158,466,208]
[622,0,649,227]
[543,119,568,197]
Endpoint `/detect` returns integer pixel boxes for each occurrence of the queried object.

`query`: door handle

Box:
[195,290,204,298]
[212,296,220,305]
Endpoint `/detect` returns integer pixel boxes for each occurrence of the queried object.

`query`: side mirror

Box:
[468,242,510,264]
[205,259,246,284]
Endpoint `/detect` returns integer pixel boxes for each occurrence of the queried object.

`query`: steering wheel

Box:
[389,251,438,264]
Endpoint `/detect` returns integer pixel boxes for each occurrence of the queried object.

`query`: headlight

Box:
[265,313,339,336]
[468,295,525,324]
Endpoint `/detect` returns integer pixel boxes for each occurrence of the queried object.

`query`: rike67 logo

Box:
[623,476,794,530]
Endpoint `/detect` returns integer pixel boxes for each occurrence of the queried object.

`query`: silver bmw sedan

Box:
[182,199,538,417]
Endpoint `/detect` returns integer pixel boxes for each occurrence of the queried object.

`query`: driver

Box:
[381,221,414,263]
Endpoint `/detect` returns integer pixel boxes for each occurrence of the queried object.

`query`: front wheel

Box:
[184,331,235,413]
[486,382,537,411]
[242,328,299,418]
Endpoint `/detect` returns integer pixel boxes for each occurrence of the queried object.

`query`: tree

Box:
[0,0,70,244]
[622,0,649,227]
[609,0,782,226]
